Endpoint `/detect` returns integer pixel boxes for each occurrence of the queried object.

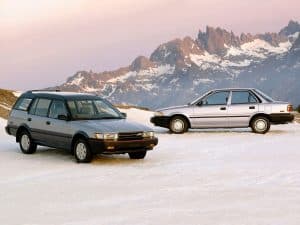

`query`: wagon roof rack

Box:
[28,89,61,93]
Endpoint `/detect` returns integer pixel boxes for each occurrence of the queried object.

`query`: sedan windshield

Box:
[67,99,123,120]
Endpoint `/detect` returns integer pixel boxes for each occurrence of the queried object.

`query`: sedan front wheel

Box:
[169,116,189,134]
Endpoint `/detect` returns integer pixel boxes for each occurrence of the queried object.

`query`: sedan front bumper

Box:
[88,138,158,154]
[150,116,170,128]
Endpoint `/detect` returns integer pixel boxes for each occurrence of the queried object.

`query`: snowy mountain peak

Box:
[197,26,241,55]
[150,37,202,66]
[52,21,300,108]
[130,56,155,71]
[279,20,300,36]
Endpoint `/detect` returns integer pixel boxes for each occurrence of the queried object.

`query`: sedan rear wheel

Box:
[251,116,270,134]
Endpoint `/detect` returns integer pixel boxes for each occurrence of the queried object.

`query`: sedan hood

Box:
[157,105,189,112]
[75,119,152,133]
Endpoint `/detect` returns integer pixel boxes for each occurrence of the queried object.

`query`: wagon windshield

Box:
[67,99,123,120]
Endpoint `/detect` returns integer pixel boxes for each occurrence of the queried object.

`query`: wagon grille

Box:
[118,132,144,141]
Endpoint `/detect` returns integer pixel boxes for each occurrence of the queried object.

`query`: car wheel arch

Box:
[71,131,89,152]
[170,114,191,128]
[16,124,31,142]
[249,113,270,126]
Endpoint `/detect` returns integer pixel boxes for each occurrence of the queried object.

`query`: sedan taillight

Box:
[287,104,293,112]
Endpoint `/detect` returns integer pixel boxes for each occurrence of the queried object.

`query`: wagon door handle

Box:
[46,121,51,125]
[220,107,226,110]
[249,106,255,109]
[27,118,32,122]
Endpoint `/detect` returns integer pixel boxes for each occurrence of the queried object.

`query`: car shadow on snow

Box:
[154,128,288,135]
[92,154,145,165]
[27,147,147,165]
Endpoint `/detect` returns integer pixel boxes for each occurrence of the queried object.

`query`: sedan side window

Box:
[49,100,68,119]
[202,91,230,105]
[231,91,258,104]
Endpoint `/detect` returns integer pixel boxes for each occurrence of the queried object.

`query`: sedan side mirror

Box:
[57,114,70,121]
[121,112,127,118]
[197,100,203,106]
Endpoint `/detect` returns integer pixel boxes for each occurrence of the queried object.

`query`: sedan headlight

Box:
[94,133,118,141]
[142,131,154,139]
[154,111,164,116]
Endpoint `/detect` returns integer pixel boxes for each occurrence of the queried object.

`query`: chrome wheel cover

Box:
[75,143,87,160]
[255,119,267,132]
[172,119,185,132]
[21,134,30,151]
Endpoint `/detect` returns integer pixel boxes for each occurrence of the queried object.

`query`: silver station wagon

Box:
[151,88,294,134]
[5,91,158,163]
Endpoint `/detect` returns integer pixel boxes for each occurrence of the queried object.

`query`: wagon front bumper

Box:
[88,137,158,154]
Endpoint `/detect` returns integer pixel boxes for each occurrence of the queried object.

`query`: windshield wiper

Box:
[99,116,123,119]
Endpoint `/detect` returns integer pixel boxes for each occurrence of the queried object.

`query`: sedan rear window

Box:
[231,91,258,104]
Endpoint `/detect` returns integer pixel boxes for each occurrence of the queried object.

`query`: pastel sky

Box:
[1,0,300,90]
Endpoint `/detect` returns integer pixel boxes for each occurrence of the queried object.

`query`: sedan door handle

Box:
[46,121,51,125]
[220,107,226,110]
[27,118,32,122]
[249,106,255,109]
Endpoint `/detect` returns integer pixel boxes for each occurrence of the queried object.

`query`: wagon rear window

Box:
[14,98,32,111]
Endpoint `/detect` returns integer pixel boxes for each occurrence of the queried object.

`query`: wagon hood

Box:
[75,119,152,133]
[157,105,188,112]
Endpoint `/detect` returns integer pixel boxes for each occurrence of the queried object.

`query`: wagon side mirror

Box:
[121,112,127,118]
[58,114,70,121]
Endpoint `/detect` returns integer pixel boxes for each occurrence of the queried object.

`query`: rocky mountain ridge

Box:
[52,20,300,109]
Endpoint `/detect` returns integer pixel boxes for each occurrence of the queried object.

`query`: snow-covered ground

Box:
[1,110,300,225]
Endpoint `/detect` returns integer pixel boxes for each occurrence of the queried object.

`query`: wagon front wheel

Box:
[74,139,93,163]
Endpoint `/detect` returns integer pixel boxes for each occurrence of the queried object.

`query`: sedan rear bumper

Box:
[269,113,294,124]
[88,138,158,154]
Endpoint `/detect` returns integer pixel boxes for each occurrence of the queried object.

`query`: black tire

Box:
[169,116,189,134]
[73,139,93,163]
[128,151,147,159]
[251,116,270,134]
[19,130,37,154]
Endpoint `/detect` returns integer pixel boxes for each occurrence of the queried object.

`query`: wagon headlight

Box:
[154,111,164,116]
[142,131,154,139]
[94,133,118,141]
